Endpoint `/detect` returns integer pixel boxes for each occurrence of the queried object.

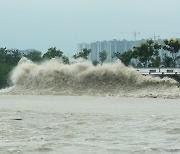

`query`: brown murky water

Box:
[0,95,180,154]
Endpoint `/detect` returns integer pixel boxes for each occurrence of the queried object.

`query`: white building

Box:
[77,39,136,62]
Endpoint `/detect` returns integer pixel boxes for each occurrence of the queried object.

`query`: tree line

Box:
[0,38,180,88]
[114,38,180,68]
[75,39,180,67]
[74,39,180,67]
[0,47,69,88]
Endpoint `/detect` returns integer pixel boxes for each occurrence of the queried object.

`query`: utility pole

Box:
[119,31,140,41]
[119,31,140,46]
[134,31,140,42]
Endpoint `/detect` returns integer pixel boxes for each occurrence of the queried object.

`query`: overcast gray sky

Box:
[0,0,180,55]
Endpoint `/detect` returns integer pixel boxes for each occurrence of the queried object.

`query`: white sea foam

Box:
[0,57,179,98]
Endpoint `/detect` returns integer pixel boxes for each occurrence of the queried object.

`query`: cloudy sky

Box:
[0,0,180,55]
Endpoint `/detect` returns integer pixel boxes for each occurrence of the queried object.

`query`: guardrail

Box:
[136,68,180,75]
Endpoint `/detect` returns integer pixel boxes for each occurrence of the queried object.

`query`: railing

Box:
[136,68,180,75]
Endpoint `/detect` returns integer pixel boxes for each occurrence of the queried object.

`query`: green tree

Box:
[61,55,69,64]
[163,39,180,67]
[99,50,107,65]
[137,62,143,68]
[5,49,22,65]
[24,50,42,62]
[43,47,63,59]
[162,54,173,67]
[0,48,21,88]
[132,39,161,67]
[73,48,91,60]
[150,56,161,67]
[92,60,99,66]
[0,47,7,64]
[114,50,133,66]
[0,64,13,88]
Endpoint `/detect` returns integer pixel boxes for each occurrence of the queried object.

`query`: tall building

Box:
[77,42,90,53]
[77,39,180,66]
[77,39,136,62]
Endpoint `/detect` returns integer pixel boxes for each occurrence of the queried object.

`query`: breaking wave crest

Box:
[0,57,179,98]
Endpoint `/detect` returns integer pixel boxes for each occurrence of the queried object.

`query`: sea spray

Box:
[0,57,179,98]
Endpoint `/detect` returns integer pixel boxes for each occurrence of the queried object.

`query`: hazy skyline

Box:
[0,0,180,55]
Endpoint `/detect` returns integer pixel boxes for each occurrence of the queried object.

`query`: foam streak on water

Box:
[0,57,179,98]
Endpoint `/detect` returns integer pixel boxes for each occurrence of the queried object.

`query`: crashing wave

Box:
[0,57,179,98]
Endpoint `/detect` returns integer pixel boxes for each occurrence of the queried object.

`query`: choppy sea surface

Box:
[0,58,180,153]
[0,95,180,154]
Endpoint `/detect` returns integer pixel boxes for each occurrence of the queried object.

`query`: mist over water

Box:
[0,57,179,98]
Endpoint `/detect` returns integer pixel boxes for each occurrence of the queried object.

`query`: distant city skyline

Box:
[77,39,136,62]
[77,38,157,62]
[0,0,180,55]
